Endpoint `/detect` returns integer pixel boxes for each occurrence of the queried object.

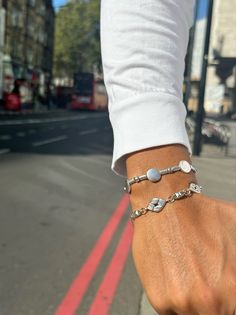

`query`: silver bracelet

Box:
[130,183,202,221]
[124,160,197,193]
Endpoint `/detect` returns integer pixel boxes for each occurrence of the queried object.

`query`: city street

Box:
[0,111,142,315]
[0,0,235,313]
[0,111,236,315]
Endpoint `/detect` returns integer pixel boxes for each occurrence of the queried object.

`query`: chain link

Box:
[140,208,148,215]
[166,189,192,203]
[130,183,202,221]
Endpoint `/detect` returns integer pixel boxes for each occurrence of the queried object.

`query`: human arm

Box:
[100,0,236,313]
[127,144,236,315]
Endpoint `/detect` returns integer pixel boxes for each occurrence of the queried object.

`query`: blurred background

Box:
[0,1,235,315]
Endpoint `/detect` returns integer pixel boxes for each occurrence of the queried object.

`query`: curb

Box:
[0,112,107,126]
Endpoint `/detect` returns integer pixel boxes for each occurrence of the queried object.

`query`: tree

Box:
[53,0,101,81]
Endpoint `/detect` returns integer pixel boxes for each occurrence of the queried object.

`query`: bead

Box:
[179,160,191,173]
[146,168,161,182]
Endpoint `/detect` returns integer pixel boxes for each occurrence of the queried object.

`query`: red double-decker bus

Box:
[70,72,96,110]
[70,72,108,111]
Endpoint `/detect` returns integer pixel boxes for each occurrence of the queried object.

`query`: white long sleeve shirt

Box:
[100,0,195,178]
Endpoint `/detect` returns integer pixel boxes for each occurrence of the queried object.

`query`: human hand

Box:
[131,195,236,315]
[126,144,236,314]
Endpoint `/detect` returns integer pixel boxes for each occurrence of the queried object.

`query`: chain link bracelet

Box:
[130,183,202,221]
[124,160,197,193]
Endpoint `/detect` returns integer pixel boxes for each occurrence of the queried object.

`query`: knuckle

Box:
[149,296,171,313]
[194,287,220,311]
[146,286,171,312]
[153,303,170,313]
[171,292,191,312]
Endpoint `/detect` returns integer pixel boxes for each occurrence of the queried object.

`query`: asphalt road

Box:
[0,112,142,315]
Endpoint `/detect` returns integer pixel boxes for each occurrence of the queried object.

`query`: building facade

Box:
[206,0,236,113]
[1,0,54,97]
[190,0,236,113]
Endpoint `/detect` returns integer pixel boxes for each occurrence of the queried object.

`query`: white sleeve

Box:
[100,0,195,178]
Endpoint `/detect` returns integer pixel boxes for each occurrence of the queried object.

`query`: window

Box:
[28,0,36,7]
[11,7,23,28]
[37,1,45,15]
[11,37,22,58]
[38,28,45,44]
[27,16,34,36]
[27,48,34,64]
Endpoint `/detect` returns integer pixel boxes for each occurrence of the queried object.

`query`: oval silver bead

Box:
[179,160,191,173]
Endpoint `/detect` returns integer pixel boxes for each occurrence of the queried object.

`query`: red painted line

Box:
[55,193,130,315]
[87,221,133,315]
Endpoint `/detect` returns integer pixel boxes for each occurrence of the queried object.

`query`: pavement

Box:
[0,110,235,315]
[0,111,142,315]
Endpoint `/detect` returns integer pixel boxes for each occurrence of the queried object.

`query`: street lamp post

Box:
[193,0,214,155]
[184,0,199,109]
[0,0,6,100]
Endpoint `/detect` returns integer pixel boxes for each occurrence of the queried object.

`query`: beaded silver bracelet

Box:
[124,160,197,193]
[130,183,202,221]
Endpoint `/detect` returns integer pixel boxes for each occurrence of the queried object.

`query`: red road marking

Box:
[55,193,130,315]
[88,221,133,315]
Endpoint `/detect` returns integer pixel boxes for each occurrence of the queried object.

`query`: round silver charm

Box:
[146,168,161,182]
[179,160,191,173]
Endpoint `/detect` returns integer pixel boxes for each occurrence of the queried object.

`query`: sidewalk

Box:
[139,156,236,315]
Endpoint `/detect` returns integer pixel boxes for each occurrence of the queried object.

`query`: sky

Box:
[53,0,67,9]
[53,0,208,19]
[197,0,209,20]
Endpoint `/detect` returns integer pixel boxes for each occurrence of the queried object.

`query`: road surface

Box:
[0,111,142,315]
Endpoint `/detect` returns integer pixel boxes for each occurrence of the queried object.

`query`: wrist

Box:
[125,144,198,210]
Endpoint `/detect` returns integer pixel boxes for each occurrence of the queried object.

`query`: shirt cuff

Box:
[109,91,192,178]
